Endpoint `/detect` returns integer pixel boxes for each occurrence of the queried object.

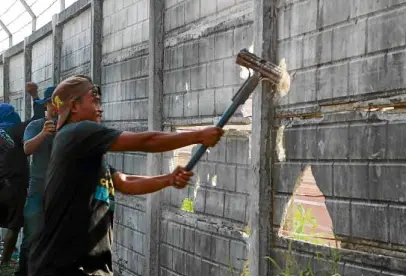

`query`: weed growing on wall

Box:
[268,204,342,275]
[180,197,194,212]
[241,260,250,276]
[265,240,341,276]
[291,203,331,245]
[226,257,249,276]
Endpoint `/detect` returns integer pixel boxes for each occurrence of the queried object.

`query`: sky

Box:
[0,0,78,53]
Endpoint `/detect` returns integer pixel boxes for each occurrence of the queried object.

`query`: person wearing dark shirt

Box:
[0,83,45,267]
[15,86,57,276]
[0,129,15,201]
[27,75,223,276]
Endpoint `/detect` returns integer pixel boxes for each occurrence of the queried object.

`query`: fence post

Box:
[249,0,277,275]
[52,14,62,84]
[90,0,102,85]
[3,56,10,104]
[23,38,32,120]
[145,0,165,275]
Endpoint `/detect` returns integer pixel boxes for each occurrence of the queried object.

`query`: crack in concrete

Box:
[277,101,406,120]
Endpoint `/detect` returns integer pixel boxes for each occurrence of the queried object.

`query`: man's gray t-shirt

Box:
[23,118,55,196]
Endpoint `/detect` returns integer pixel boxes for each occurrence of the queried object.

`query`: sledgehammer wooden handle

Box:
[184,72,262,171]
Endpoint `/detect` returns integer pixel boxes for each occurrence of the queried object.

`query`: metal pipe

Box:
[0,19,12,47]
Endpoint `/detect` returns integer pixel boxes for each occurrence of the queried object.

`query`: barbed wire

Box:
[29,0,42,8]
[4,0,40,28]
[8,20,31,37]
[36,0,58,17]
[0,0,19,19]
[0,0,60,50]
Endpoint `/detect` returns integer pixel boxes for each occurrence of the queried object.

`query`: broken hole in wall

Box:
[278,165,341,248]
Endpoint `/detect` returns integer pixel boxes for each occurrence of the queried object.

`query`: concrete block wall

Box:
[162,0,253,120]
[61,9,92,80]
[31,35,53,97]
[102,0,149,55]
[9,53,25,117]
[101,0,150,275]
[159,0,254,275]
[0,0,405,275]
[160,133,251,275]
[274,0,406,275]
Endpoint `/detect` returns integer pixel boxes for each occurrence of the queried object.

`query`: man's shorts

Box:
[0,178,27,230]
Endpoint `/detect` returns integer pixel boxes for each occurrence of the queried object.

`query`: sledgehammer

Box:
[184,49,291,171]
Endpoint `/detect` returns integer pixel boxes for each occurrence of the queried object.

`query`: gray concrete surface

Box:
[8,53,24,118]
[61,8,92,80]
[275,0,406,275]
[31,35,53,98]
[1,0,406,275]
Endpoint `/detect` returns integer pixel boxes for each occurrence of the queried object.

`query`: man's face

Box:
[72,87,103,123]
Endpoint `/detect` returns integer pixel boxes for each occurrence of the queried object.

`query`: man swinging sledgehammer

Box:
[27,75,223,276]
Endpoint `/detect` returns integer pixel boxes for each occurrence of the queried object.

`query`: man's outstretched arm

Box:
[112,166,192,195]
[108,127,223,153]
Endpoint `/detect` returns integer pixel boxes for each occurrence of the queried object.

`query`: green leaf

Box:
[180,198,194,212]
[294,209,302,220]
[297,203,304,214]
[264,256,283,274]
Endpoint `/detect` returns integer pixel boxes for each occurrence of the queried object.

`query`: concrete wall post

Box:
[51,14,62,84]
[249,0,276,275]
[23,38,32,120]
[90,0,102,85]
[3,56,10,104]
[145,0,165,275]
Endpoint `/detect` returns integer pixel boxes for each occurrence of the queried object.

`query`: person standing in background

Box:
[0,129,15,202]
[0,83,45,269]
[16,86,57,276]
[26,83,46,121]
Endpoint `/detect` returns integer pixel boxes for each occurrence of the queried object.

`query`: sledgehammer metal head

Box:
[184,49,291,172]
[236,48,291,95]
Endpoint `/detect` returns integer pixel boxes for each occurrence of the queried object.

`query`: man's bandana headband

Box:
[53,95,64,114]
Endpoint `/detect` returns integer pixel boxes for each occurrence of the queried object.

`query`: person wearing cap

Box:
[27,75,224,276]
[26,82,46,121]
[14,86,57,275]
[0,83,45,269]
